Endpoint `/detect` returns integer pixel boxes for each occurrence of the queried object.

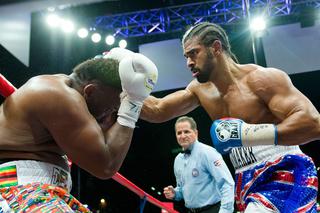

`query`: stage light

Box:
[250,16,267,37]
[100,198,105,204]
[60,19,74,33]
[151,186,155,191]
[91,33,101,43]
[250,17,266,31]
[119,39,127,48]
[46,14,60,28]
[100,198,107,208]
[105,35,115,45]
[77,28,88,38]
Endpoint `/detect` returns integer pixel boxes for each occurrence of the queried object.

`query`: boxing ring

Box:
[0,74,178,213]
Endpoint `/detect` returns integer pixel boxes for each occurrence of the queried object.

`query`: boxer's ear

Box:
[212,40,222,55]
[83,84,97,99]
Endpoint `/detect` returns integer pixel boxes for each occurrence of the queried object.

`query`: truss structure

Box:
[91,0,320,38]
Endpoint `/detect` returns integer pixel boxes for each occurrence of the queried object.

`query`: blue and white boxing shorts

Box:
[235,153,318,212]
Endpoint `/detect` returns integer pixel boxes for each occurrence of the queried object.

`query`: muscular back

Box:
[0,75,74,170]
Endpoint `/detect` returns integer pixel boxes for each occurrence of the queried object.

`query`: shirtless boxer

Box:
[141,22,319,212]
[0,48,157,212]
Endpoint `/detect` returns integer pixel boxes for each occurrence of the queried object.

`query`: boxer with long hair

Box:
[141,22,319,212]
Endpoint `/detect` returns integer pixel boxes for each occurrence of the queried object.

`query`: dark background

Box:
[0,0,319,212]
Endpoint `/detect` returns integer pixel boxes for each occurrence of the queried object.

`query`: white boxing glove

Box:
[103,47,134,62]
[117,53,158,128]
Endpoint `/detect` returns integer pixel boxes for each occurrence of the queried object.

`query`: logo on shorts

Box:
[215,121,240,142]
[192,168,199,177]
[52,167,68,189]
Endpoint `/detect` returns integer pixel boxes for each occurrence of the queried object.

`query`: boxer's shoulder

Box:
[187,79,217,95]
[23,75,78,97]
[247,67,288,84]
[26,74,70,89]
[17,75,85,115]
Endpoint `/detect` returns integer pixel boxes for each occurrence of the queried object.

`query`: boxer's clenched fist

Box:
[210,118,277,154]
[107,48,158,128]
[163,185,175,200]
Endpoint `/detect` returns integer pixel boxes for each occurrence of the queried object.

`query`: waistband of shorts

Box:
[234,146,303,173]
[0,160,72,192]
[0,158,34,165]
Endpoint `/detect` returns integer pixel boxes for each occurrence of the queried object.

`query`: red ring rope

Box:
[0,74,16,97]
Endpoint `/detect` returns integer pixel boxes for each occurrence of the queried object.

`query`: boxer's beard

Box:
[196,49,214,83]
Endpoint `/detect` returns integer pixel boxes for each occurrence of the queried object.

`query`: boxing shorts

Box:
[235,154,318,212]
[0,160,91,212]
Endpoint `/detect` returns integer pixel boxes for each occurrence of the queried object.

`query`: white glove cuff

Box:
[117,97,142,128]
[241,123,278,146]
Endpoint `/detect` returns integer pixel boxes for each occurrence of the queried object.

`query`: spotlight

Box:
[100,198,105,204]
[77,28,88,38]
[119,39,127,48]
[60,19,74,33]
[91,33,101,43]
[105,35,115,45]
[100,198,107,208]
[46,14,60,28]
[250,17,266,32]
